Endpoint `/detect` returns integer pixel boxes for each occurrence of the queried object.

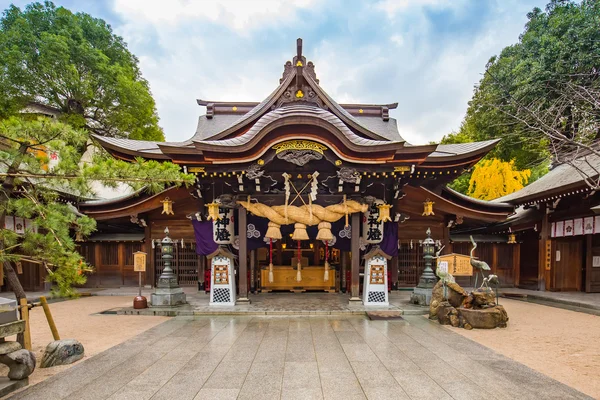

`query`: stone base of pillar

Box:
[348,297,362,303]
[237,297,251,303]
[410,287,433,306]
[151,287,186,307]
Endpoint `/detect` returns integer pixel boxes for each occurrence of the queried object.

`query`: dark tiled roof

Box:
[195,104,397,148]
[192,114,244,141]
[494,154,600,204]
[353,116,402,142]
[427,139,500,158]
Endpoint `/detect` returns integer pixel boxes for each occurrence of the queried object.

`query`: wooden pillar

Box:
[513,243,521,287]
[537,204,550,291]
[94,243,101,287]
[250,249,256,294]
[350,212,361,301]
[390,256,399,290]
[341,251,347,293]
[198,255,205,291]
[585,235,592,293]
[144,222,153,287]
[238,207,250,302]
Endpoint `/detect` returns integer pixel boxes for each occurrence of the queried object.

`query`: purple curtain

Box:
[247,214,269,251]
[192,220,219,256]
[379,221,398,257]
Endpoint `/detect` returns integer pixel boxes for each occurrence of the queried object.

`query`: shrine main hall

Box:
[79,39,513,303]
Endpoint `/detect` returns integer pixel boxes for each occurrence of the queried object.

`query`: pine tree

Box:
[0,117,194,303]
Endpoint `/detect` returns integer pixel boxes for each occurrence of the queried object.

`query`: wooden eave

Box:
[79,186,187,220]
[501,181,590,206]
[401,185,512,222]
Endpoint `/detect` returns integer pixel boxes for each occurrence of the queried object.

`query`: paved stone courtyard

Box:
[8,315,590,400]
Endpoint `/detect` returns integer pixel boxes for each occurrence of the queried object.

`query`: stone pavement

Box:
[7,315,590,400]
[114,291,427,316]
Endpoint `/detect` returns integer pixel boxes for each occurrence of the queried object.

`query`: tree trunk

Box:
[0,143,30,345]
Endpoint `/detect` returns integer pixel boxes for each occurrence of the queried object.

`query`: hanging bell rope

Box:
[324,241,329,282]
[268,238,274,283]
[296,240,302,282]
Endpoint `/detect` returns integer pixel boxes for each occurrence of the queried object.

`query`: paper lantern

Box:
[206,202,220,221]
[377,203,393,223]
[507,233,517,244]
[422,198,435,216]
[161,197,175,215]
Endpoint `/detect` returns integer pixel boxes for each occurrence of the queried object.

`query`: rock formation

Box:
[429,282,508,329]
[40,339,84,368]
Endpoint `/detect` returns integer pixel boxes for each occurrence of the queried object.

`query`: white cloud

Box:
[106,0,539,145]
[375,0,460,15]
[390,34,404,46]
[112,0,315,32]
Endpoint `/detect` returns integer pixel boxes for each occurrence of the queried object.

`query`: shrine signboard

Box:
[437,253,473,276]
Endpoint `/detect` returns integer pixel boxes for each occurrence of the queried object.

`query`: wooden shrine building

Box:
[78,39,513,300]
[455,153,600,293]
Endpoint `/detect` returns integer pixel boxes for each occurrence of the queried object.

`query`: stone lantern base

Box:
[410,287,433,306]
[151,275,187,307]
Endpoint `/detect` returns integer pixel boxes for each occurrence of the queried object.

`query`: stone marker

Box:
[0,350,36,380]
[40,339,84,368]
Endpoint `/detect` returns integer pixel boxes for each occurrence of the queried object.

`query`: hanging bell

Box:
[422,198,435,216]
[75,230,84,242]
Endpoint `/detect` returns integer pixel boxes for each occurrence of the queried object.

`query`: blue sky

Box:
[2,0,546,144]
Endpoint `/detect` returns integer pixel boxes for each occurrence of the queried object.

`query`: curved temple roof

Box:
[92,38,501,169]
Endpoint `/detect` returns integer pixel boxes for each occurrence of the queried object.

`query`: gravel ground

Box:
[445,298,600,399]
[0,296,168,396]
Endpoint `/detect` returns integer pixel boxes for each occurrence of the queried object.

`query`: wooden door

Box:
[587,236,600,292]
[552,238,582,291]
[397,242,424,287]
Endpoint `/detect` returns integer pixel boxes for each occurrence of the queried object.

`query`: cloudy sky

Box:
[4,0,546,144]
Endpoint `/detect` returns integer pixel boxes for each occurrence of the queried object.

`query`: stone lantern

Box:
[151,227,186,307]
[410,228,438,306]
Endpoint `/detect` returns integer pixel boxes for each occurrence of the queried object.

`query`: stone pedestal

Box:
[410,287,433,306]
[151,274,186,307]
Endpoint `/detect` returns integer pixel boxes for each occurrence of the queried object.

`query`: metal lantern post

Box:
[410,228,438,306]
[150,227,187,307]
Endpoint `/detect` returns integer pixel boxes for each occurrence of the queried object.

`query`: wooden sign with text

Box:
[437,253,473,276]
[133,252,147,272]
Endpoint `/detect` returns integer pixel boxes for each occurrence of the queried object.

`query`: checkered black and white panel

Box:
[367,291,386,303]
[212,288,231,303]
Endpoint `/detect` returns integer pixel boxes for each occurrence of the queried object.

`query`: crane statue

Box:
[434,245,454,299]
[469,235,490,289]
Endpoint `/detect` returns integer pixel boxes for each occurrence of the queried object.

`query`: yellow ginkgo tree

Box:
[467,158,531,200]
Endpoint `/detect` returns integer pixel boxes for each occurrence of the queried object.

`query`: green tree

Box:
[443,0,600,193]
[0,117,194,303]
[0,1,165,141]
